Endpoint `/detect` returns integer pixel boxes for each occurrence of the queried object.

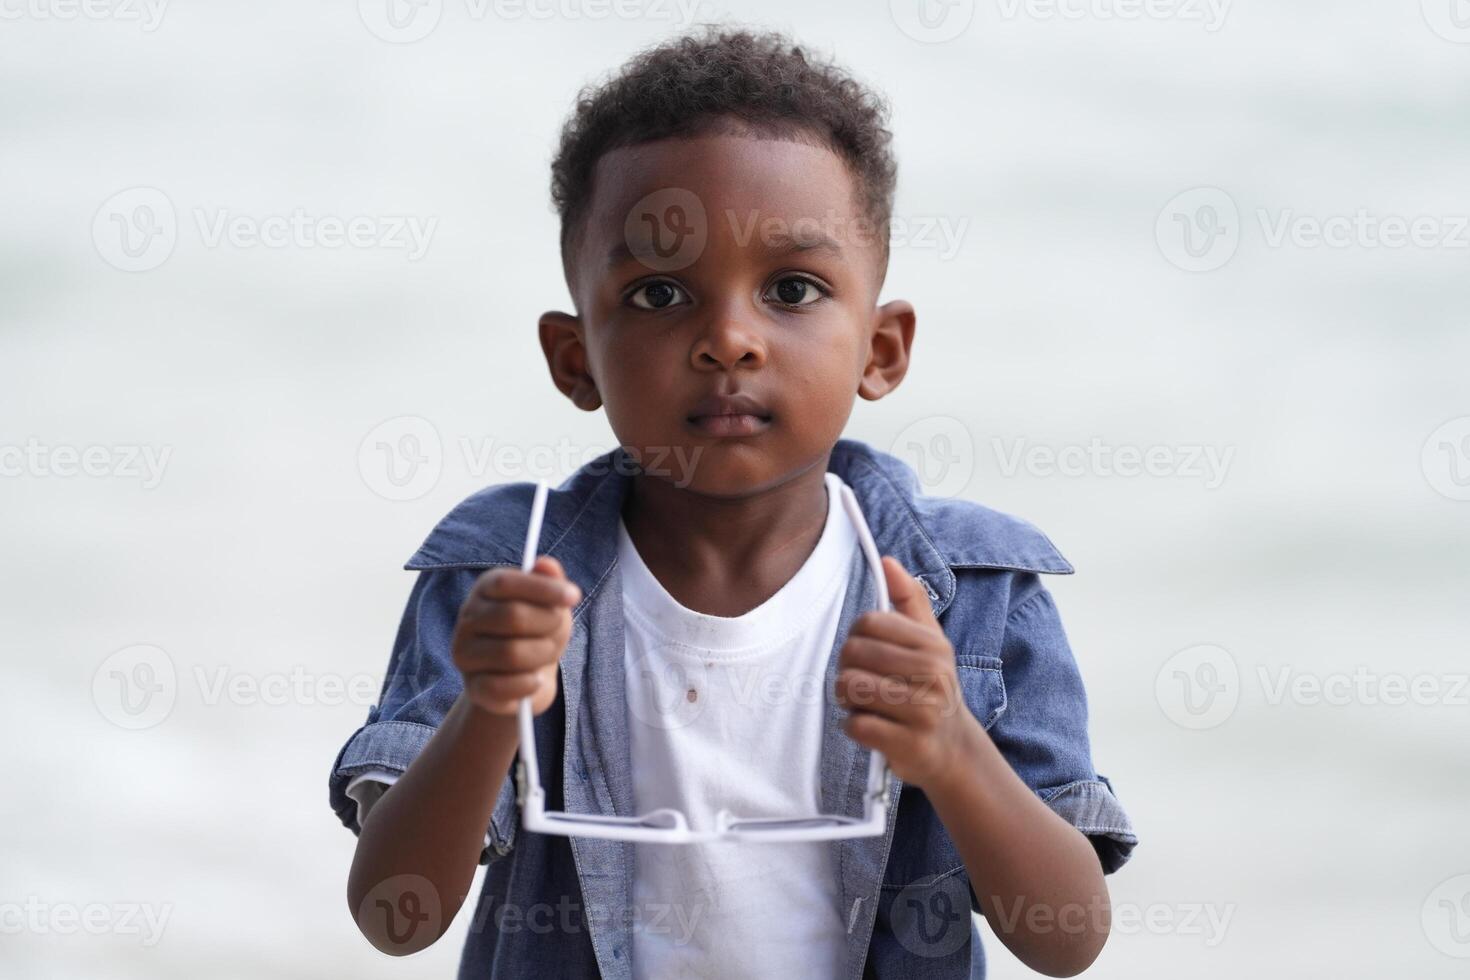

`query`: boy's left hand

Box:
[835,556,981,791]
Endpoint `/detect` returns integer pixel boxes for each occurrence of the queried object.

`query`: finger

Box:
[882,556,936,626]
[474,564,581,607]
[839,635,944,681]
[843,708,918,758]
[454,634,561,674]
[465,671,544,713]
[458,595,567,638]
[849,608,940,650]
[532,555,572,585]
[835,668,941,723]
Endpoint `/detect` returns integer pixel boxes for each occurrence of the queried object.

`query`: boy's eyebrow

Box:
[605,227,847,271]
[761,229,847,257]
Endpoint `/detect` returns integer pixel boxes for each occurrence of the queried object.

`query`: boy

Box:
[329,27,1136,979]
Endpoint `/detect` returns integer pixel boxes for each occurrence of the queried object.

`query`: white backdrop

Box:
[4,1,1469,977]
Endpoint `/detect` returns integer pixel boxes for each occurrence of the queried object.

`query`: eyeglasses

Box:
[514,477,893,844]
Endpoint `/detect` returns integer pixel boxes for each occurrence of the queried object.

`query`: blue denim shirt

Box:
[329,438,1137,978]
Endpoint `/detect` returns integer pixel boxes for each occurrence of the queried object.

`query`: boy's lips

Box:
[686,392,773,438]
[687,414,771,437]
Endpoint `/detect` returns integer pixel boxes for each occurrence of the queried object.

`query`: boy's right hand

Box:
[452,555,582,717]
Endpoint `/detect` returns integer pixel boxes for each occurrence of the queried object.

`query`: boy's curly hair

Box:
[550,26,898,273]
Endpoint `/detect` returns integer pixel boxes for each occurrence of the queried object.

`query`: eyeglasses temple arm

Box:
[839,485,895,811]
[515,480,551,805]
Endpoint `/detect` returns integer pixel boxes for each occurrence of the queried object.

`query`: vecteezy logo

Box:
[93,187,177,272]
[92,644,177,730]
[1422,0,1470,43]
[1422,417,1470,501]
[622,188,707,273]
[889,0,975,43]
[356,874,442,953]
[1155,643,1239,729]
[891,417,974,499]
[380,893,429,944]
[358,0,442,43]
[1423,874,1470,957]
[1156,187,1240,272]
[358,416,443,501]
[891,873,972,957]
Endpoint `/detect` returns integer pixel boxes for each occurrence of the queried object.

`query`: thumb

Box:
[881,556,935,624]
[532,555,582,608]
[532,555,567,581]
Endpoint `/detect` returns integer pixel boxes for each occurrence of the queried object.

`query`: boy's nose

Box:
[691,308,767,371]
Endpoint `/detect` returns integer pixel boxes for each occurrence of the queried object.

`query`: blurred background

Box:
[4,0,1469,976]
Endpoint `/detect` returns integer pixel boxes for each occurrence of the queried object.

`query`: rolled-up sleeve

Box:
[327,567,519,864]
[987,575,1137,875]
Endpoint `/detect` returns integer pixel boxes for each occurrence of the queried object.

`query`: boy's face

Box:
[540,132,914,498]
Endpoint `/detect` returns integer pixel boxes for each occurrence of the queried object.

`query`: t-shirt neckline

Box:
[615,471,856,658]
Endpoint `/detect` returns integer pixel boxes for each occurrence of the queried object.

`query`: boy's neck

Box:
[619,453,833,618]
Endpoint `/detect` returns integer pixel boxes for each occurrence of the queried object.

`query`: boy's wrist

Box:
[924,713,994,803]
[452,691,521,745]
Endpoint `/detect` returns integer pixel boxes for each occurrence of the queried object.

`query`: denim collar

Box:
[405,438,1072,584]
[404,438,1070,979]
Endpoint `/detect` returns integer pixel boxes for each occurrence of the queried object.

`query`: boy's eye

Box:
[766,276,825,307]
[627,281,688,310]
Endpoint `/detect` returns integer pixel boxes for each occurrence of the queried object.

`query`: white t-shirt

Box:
[618,470,856,979]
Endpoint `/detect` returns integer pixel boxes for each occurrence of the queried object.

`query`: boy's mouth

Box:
[686,392,773,438]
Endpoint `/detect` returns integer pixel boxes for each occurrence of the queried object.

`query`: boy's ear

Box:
[538,310,603,412]
[858,299,916,401]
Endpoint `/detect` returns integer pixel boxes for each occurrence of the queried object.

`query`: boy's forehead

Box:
[574,133,871,276]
